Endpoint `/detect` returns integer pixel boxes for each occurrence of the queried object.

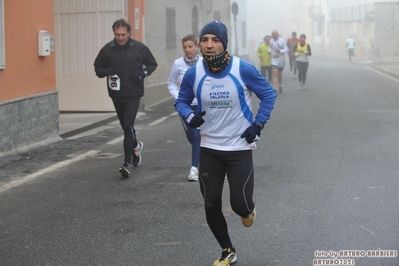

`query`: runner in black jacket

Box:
[94,18,157,177]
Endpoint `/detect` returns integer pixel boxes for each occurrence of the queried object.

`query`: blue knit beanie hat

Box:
[199,20,228,50]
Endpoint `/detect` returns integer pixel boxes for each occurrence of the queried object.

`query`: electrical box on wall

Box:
[38,30,51,56]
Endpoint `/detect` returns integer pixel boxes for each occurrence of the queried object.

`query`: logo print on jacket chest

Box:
[209,91,230,99]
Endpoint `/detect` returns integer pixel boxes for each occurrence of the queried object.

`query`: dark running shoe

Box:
[119,162,131,177]
[132,142,143,167]
[213,247,237,266]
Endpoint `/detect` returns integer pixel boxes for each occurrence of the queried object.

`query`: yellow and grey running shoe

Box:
[213,247,237,266]
[241,208,256,227]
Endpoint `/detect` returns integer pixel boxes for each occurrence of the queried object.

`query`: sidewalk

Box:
[314,51,399,78]
[0,82,172,160]
[372,62,399,79]
[59,112,119,139]
[59,83,172,140]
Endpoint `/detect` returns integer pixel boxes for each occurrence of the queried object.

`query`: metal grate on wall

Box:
[331,3,375,23]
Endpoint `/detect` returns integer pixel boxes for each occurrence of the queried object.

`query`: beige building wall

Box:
[54,0,127,111]
[54,0,232,111]
[282,0,313,40]
[138,0,232,109]
[329,2,399,62]
[144,0,232,87]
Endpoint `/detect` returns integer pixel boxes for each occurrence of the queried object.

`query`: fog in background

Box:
[329,0,393,8]
[247,0,284,45]
[245,0,399,65]
[245,0,387,45]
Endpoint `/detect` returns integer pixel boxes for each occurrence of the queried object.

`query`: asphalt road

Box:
[1,56,399,266]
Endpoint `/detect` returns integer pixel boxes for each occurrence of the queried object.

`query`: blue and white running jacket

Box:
[175,56,277,151]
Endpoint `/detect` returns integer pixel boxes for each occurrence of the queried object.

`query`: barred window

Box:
[166,7,176,49]
[192,6,199,37]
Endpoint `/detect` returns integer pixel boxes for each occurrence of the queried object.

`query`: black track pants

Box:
[112,98,140,163]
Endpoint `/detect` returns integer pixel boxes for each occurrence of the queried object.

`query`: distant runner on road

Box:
[269,30,289,94]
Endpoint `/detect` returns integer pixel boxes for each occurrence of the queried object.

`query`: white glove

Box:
[294,52,299,57]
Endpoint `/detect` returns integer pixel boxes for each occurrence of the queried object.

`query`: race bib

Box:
[108,74,120,91]
[272,54,280,59]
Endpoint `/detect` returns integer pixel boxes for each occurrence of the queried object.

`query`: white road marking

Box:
[107,111,178,145]
[367,67,399,83]
[360,225,375,235]
[2,108,178,192]
[148,112,178,126]
[148,116,169,126]
[145,96,173,110]
[106,111,178,145]
[106,135,124,145]
[0,150,100,194]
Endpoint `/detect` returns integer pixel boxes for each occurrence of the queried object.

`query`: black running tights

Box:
[199,147,255,249]
[296,61,309,84]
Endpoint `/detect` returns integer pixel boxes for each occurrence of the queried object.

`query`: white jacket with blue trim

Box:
[175,56,277,151]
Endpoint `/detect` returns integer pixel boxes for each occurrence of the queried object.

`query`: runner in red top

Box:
[287,31,299,78]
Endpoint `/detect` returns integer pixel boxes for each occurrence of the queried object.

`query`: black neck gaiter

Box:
[202,50,231,72]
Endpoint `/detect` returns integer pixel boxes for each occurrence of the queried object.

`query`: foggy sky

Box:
[247,0,399,45]
[247,0,284,45]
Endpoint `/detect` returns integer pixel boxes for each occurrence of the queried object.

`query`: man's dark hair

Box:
[112,19,132,33]
[292,31,297,36]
